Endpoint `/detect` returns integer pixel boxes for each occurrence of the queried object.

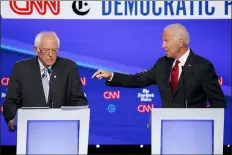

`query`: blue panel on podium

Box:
[26,120,80,154]
[161,120,214,154]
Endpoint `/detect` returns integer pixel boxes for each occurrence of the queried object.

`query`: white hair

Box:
[34,31,60,48]
[164,23,190,45]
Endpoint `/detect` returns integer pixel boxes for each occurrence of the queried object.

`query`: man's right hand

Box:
[91,69,113,80]
[8,119,16,132]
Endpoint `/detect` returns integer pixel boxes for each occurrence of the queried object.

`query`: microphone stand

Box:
[181,66,188,108]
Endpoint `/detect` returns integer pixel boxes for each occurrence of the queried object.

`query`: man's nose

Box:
[162,42,165,48]
[48,51,53,57]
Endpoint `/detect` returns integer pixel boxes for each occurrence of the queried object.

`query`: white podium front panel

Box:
[151,108,224,155]
[17,108,90,154]
[161,120,213,154]
[26,120,80,154]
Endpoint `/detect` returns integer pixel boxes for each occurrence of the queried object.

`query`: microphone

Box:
[181,66,188,108]
[42,68,51,78]
[42,72,46,78]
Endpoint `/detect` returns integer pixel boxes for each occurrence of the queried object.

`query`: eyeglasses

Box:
[39,48,59,54]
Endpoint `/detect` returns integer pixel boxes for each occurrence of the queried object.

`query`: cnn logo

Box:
[80,77,86,86]
[103,91,120,99]
[1,77,9,86]
[9,0,60,15]
[137,104,154,113]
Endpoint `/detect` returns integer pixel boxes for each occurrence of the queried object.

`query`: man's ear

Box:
[34,46,39,54]
[179,39,184,47]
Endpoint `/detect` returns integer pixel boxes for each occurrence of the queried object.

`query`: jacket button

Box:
[173,102,175,104]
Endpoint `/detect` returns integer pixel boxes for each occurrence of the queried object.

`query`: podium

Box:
[151,108,224,154]
[16,106,90,154]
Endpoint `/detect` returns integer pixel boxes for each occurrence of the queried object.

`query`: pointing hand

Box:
[91,69,113,80]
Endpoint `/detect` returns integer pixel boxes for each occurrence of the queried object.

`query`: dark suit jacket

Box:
[106,50,226,108]
[3,56,88,123]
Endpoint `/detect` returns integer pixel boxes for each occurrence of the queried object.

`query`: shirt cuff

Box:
[108,72,114,81]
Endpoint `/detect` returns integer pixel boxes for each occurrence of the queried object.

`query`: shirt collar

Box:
[38,59,51,72]
[175,48,190,66]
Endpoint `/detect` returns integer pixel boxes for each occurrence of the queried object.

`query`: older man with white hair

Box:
[92,23,226,108]
[3,31,88,131]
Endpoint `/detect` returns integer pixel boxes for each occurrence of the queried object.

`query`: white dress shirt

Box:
[172,48,190,80]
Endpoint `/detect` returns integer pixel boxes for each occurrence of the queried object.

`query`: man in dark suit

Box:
[92,23,226,109]
[3,31,88,131]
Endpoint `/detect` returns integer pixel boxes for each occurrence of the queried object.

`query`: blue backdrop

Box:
[0,19,231,145]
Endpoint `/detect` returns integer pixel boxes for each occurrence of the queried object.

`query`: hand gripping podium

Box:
[150,108,224,154]
[15,106,90,154]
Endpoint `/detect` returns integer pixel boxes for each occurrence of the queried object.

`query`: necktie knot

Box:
[174,59,180,66]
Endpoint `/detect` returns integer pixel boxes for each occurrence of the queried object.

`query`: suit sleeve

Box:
[200,63,226,108]
[3,63,22,124]
[106,64,156,88]
[69,63,88,106]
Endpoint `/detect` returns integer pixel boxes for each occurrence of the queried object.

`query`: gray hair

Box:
[164,23,190,45]
[34,31,60,48]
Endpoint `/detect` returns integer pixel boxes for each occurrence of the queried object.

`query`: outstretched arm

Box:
[92,65,156,88]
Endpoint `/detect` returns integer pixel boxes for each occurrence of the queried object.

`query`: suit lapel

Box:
[166,58,174,81]
[49,57,61,101]
[173,50,195,98]
[166,58,175,98]
[30,57,47,104]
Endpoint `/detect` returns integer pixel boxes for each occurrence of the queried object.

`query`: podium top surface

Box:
[151,108,224,120]
[152,108,224,113]
[20,106,88,110]
[17,106,90,121]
